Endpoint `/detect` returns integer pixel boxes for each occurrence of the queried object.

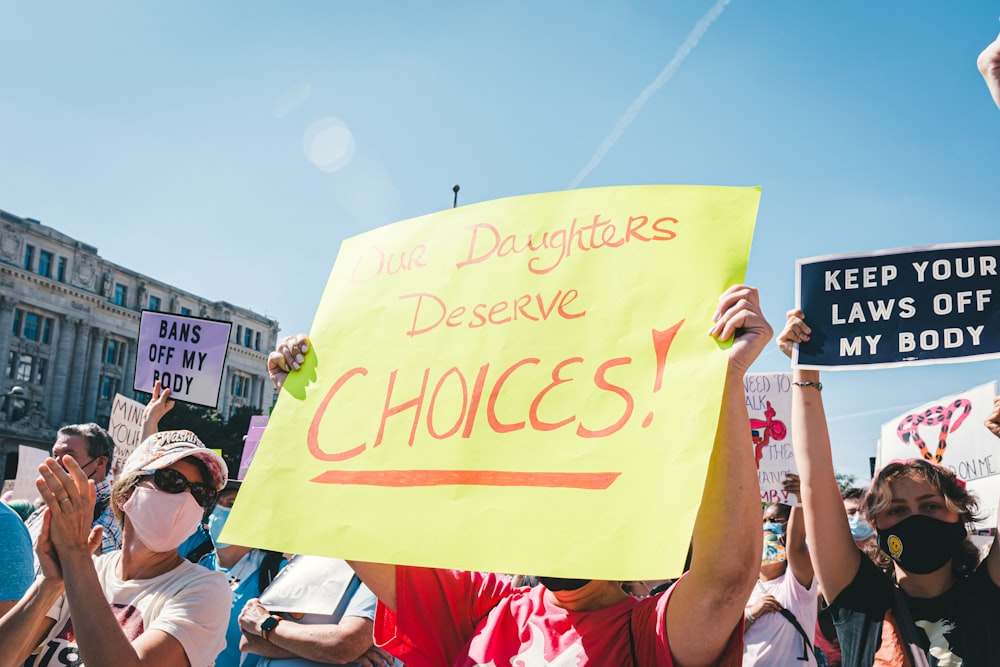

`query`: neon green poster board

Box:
[224,184,760,579]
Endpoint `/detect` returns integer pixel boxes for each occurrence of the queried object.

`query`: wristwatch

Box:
[261,614,282,641]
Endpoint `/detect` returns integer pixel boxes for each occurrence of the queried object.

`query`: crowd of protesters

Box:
[0,29,997,667]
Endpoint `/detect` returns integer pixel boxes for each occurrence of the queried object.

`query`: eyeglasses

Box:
[142,468,218,508]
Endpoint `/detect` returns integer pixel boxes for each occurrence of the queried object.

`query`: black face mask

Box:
[60,456,100,480]
[876,514,967,575]
[537,577,591,592]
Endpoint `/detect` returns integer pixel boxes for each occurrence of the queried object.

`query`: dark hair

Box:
[57,423,115,475]
[763,502,791,521]
[842,487,866,501]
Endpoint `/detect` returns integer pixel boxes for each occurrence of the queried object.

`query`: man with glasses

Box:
[24,423,122,561]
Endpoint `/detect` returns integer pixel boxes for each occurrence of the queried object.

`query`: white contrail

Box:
[828,403,918,423]
[568,0,731,189]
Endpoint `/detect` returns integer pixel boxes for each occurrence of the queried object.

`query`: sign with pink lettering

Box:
[134,311,232,408]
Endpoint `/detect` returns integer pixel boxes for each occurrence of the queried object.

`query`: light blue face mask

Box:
[848,514,875,541]
[208,505,232,548]
[762,521,785,537]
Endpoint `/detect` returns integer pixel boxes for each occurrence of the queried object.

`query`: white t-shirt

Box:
[30,551,230,667]
[743,570,819,666]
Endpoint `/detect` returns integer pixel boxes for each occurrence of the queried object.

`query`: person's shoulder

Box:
[0,503,30,537]
[964,560,1000,596]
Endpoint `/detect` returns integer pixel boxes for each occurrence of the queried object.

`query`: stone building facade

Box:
[0,208,279,480]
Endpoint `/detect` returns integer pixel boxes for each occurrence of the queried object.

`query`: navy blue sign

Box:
[795,243,1000,369]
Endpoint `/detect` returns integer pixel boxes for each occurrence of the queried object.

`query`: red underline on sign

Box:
[310,470,620,489]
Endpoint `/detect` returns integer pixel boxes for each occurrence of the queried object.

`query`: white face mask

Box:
[122,483,204,553]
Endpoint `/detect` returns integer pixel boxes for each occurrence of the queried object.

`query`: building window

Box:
[12,353,34,383]
[113,284,127,307]
[23,244,34,271]
[105,339,119,365]
[38,250,53,278]
[232,374,251,398]
[35,358,47,385]
[180,307,191,316]
[236,325,243,344]
[22,313,40,341]
[243,327,253,347]
[255,331,261,351]
[57,257,66,282]
[11,310,53,343]
[100,375,118,400]
[149,295,161,311]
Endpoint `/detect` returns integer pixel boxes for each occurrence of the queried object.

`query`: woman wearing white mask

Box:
[0,430,231,667]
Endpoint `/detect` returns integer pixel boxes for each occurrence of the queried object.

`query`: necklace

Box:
[226,553,255,590]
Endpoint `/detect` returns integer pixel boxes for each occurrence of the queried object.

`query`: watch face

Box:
[261,616,279,632]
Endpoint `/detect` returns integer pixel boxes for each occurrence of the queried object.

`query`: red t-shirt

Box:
[375,567,743,666]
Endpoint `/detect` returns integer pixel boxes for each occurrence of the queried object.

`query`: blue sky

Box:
[2,1,999,483]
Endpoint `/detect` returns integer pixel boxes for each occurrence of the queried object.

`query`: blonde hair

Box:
[110,470,146,525]
[863,458,982,577]
[864,459,980,525]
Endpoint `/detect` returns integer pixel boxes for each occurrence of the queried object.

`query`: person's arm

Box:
[0,467,105,667]
[268,334,401,610]
[978,31,1000,110]
[666,285,772,667]
[36,457,192,667]
[0,568,61,667]
[782,474,815,588]
[140,380,174,441]
[778,310,860,602]
[239,598,391,664]
[983,397,1000,586]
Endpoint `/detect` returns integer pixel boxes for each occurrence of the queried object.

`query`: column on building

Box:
[0,296,16,370]
[64,319,90,424]
[48,315,77,426]
[82,327,104,421]
[218,365,233,421]
[249,375,260,413]
[122,339,136,400]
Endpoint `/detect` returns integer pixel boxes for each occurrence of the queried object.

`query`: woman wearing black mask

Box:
[778,309,1000,667]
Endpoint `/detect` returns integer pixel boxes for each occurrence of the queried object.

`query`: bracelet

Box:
[792,381,822,391]
[745,610,756,623]
[261,628,269,642]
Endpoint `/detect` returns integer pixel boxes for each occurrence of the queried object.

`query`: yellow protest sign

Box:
[224,185,760,579]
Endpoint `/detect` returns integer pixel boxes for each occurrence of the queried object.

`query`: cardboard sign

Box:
[12,445,50,502]
[238,415,269,480]
[878,382,1000,527]
[108,393,147,479]
[746,372,798,505]
[224,185,760,579]
[794,242,1000,369]
[133,312,232,408]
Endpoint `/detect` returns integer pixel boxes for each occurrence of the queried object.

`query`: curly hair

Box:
[863,458,983,578]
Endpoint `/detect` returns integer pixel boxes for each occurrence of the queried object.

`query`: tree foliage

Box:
[835,471,859,493]
[158,403,259,478]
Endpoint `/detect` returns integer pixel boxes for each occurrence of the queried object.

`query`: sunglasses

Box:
[142,468,218,508]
